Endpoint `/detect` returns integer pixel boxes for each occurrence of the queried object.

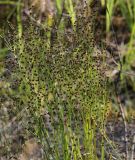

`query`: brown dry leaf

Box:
[19,139,42,160]
[30,0,54,16]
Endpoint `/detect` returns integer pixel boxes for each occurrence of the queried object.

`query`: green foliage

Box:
[56,0,63,15]
[0,0,22,5]
[0,48,8,76]
[65,0,76,26]
[116,0,135,90]
[101,0,105,7]
[106,0,115,32]
[105,0,135,92]
[0,48,8,60]
[117,0,135,31]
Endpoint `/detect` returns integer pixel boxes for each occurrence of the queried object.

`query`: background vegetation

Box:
[0,0,135,160]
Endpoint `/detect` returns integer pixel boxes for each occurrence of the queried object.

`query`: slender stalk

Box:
[131,134,135,160]
[0,1,23,6]
[116,95,129,160]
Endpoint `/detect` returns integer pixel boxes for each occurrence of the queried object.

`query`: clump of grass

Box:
[104,0,135,93]
[117,0,135,77]
[5,0,121,159]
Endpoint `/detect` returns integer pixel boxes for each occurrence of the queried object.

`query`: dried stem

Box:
[116,95,129,160]
[130,133,135,160]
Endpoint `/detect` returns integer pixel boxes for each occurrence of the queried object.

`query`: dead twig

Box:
[116,95,129,160]
[130,133,135,160]
[23,9,43,27]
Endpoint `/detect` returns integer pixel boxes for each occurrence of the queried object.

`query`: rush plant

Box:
[2,0,123,159]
